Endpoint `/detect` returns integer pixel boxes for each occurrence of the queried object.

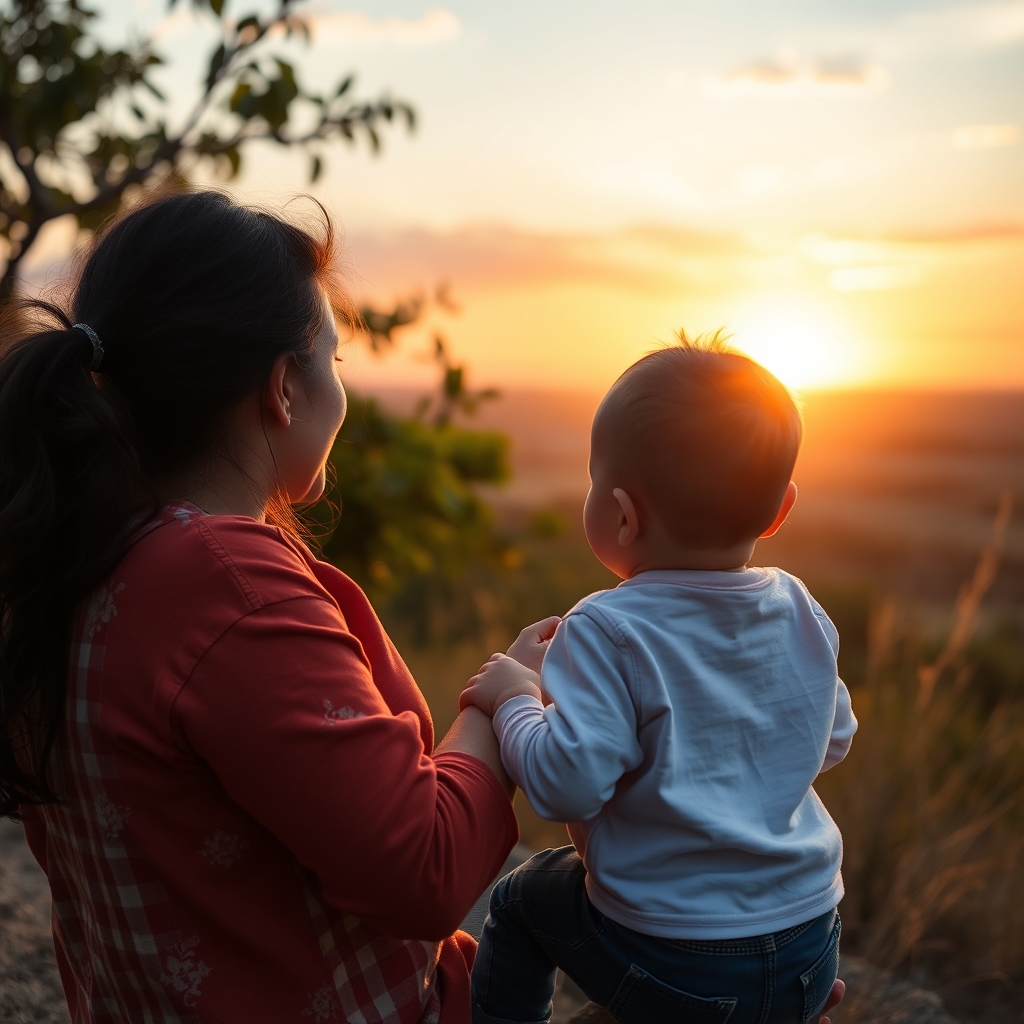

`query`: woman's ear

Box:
[760,481,798,538]
[264,352,294,429]
[612,487,640,546]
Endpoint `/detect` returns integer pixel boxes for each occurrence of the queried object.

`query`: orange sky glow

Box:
[336,222,1024,396]
[19,1,1024,396]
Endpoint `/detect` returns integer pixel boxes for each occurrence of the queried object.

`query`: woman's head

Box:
[0,189,351,815]
[75,189,347,488]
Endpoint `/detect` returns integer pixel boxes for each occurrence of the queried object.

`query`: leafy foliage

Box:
[0,0,414,297]
[806,510,1024,1021]
[2,0,517,644]
[308,391,514,642]
[287,288,508,641]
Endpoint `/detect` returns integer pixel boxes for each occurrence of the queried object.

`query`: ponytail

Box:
[0,304,139,814]
[0,190,344,817]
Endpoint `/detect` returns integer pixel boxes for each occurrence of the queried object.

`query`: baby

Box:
[460,335,857,1024]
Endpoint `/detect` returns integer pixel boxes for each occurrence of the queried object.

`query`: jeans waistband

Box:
[655,908,836,957]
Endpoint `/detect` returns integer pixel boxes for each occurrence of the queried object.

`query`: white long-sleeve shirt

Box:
[493,567,857,940]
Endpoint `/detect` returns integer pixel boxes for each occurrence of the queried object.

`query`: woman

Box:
[0,190,530,1023]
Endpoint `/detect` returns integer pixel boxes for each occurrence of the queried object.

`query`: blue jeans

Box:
[472,847,841,1024]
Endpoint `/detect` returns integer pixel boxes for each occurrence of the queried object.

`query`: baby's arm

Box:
[489,612,644,822]
[819,679,857,772]
[809,601,858,773]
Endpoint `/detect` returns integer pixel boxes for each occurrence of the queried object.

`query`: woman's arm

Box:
[435,706,515,799]
[174,596,519,940]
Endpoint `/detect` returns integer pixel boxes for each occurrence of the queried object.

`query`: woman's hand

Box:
[818,979,845,1024]
[460,653,543,717]
[506,616,561,673]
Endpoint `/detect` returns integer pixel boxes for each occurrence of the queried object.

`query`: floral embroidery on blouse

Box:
[200,830,252,868]
[160,936,211,1007]
[322,699,366,725]
[301,984,340,1021]
[84,581,126,639]
[94,793,130,844]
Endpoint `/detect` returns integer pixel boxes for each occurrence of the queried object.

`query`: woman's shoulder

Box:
[123,506,337,616]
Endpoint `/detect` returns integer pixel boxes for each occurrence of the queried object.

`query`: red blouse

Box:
[21,505,517,1023]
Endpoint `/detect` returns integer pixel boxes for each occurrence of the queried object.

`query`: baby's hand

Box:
[506,615,561,673]
[460,653,543,717]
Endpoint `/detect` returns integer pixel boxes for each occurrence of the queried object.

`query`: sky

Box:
[24,0,1024,394]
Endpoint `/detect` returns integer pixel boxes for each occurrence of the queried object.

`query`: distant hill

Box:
[365,386,1024,606]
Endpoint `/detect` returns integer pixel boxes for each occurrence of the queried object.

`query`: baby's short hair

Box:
[597,331,802,547]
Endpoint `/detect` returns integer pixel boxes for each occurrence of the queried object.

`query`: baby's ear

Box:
[612,488,640,546]
[760,481,798,538]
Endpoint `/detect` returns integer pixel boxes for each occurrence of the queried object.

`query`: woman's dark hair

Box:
[0,189,345,817]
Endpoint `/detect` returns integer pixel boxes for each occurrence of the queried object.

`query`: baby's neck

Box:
[623,538,758,577]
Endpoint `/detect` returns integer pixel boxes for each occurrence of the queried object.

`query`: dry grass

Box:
[815,497,1024,1020]
[401,491,1024,1020]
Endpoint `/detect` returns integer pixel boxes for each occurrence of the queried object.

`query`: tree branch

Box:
[173,1,292,150]
[72,138,182,217]
[0,215,45,302]
[0,119,56,225]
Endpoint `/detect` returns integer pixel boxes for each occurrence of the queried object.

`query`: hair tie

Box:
[72,323,105,371]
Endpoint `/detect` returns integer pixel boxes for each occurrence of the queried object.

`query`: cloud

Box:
[972,1,1024,45]
[704,55,891,99]
[345,224,746,296]
[951,124,1021,151]
[344,224,1024,303]
[829,265,925,292]
[888,223,1024,245]
[891,2,1024,54]
[809,225,1024,290]
[306,8,461,48]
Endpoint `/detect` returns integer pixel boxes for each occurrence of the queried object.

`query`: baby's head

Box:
[584,332,802,577]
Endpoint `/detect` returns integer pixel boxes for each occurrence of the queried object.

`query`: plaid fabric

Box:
[43,579,194,1022]
[37,505,444,1023]
[299,869,442,1024]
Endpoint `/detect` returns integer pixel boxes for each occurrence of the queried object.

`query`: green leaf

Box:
[444,367,463,400]
[310,154,322,182]
[206,43,226,89]
[335,75,353,97]
[229,80,251,112]
[274,59,296,89]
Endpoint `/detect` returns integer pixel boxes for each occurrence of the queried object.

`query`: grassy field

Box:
[379,388,1024,1024]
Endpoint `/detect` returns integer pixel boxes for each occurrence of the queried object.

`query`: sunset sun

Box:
[730,300,863,391]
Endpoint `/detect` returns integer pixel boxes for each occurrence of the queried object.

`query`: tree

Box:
[1,0,517,641]
[0,0,413,299]
[311,293,514,643]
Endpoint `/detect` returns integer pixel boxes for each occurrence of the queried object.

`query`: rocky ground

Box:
[1,821,961,1024]
[0,820,68,1023]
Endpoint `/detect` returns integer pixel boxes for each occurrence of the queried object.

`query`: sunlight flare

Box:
[730,298,864,391]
